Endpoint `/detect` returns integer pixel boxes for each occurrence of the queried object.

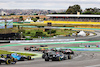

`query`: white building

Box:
[0,11,7,16]
[78,31,86,36]
[24,17,33,22]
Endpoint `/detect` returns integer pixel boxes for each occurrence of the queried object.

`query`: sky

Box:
[0,0,100,10]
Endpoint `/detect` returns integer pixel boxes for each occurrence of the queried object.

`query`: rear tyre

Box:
[45,56,49,61]
[24,47,26,50]
[57,57,61,61]
[1,54,4,58]
[27,56,31,60]
[5,59,11,64]
[68,55,71,59]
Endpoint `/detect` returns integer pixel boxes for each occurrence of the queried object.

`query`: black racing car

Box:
[59,49,74,54]
[58,49,74,59]
[40,45,48,47]
[42,51,67,61]
[50,48,58,52]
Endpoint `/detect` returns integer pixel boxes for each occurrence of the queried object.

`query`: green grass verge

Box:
[0,50,36,57]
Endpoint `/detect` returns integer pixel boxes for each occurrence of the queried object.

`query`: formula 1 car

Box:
[0,54,17,64]
[63,49,74,55]
[59,49,74,54]
[24,47,30,50]
[58,49,74,59]
[0,58,12,65]
[28,46,38,51]
[40,45,48,47]
[50,48,58,52]
[38,47,48,51]
[43,51,67,61]
[30,47,48,51]
[30,45,36,48]
[24,46,36,51]
[10,53,32,61]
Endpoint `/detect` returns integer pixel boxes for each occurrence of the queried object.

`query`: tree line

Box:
[52,4,100,15]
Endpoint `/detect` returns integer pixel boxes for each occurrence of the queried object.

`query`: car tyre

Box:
[68,55,71,59]
[42,54,45,59]
[5,59,11,64]
[45,56,49,61]
[57,56,61,61]
[27,56,31,60]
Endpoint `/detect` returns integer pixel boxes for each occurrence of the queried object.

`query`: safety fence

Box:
[10,39,75,43]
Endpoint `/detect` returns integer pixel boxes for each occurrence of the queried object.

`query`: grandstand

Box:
[46,14,100,22]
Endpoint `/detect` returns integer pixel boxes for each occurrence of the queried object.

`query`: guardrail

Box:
[0,40,10,43]
[79,45,100,48]
[10,39,75,43]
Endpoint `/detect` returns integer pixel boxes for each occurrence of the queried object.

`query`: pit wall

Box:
[44,21,100,25]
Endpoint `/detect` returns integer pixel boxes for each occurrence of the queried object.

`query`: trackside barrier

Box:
[10,39,75,43]
[97,45,100,47]
[85,45,90,47]
[56,47,100,51]
[44,21,100,25]
[79,45,85,47]
[90,45,97,48]
[0,40,10,43]
[79,45,99,48]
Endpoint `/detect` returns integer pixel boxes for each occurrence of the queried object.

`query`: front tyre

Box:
[42,54,45,59]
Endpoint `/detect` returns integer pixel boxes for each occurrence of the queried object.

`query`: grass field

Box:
[0,27,18,34]
[0,50,36,57]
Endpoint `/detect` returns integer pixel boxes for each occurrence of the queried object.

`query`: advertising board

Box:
[6,19,13,28]
[0,20,5,29]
